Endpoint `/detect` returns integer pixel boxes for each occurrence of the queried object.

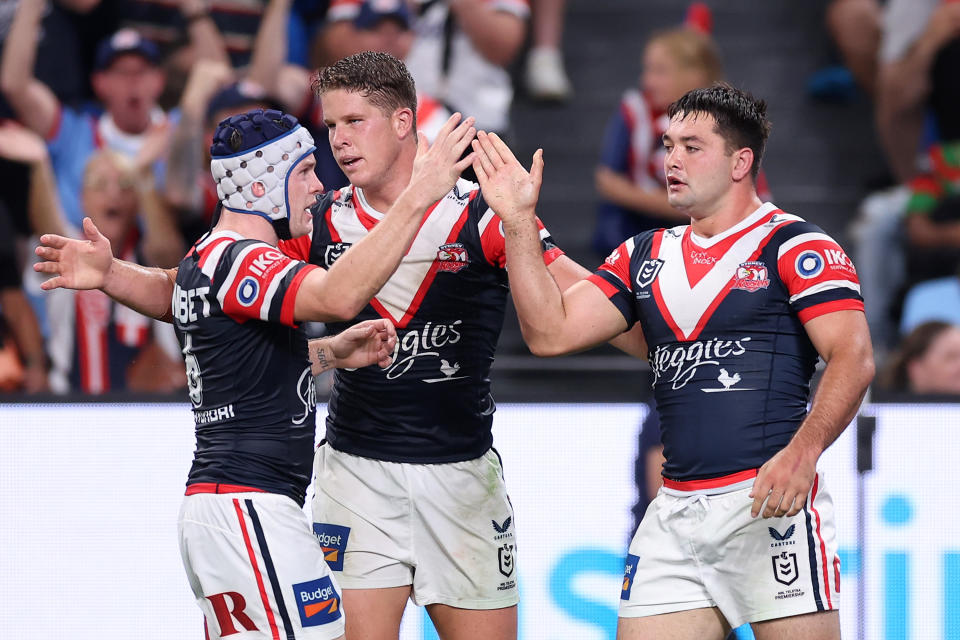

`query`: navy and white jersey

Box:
[589,203,864,482]
[280,179,563,463]
[173,231,320,504]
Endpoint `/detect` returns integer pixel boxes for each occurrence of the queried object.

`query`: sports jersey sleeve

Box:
[214,240,319,326]
[775,223,863,323]
[587,241,639,329]
[278,235,312,262]
[476,192,564,269]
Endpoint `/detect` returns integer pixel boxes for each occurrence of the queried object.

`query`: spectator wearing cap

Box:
[1,0,172,231]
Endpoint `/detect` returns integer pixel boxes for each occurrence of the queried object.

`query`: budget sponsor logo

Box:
[313,523,350,571]
[292,577,342,627]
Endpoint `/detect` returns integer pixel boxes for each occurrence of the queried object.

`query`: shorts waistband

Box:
[662,469,758,495]
[185,482,267,496]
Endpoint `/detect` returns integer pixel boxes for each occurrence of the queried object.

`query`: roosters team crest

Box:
[437,243,469,273]
[732,261,770,292]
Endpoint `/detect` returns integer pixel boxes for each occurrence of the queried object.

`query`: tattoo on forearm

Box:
[314,343,332,372]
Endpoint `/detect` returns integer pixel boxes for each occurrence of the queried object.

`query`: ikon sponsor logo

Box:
[292,577,343,626]
[731,261,770,292]
[621,554,640,600]
[436,242,469,273]
[313,523,350,571]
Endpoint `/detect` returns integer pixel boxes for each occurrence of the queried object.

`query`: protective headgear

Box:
[210,109,317,240]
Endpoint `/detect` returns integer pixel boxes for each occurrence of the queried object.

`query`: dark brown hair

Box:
[878,321,954,392]
[313,52,417,126]
[667,82,771,180]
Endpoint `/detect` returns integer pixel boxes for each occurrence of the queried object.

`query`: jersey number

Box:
[182,333,203,407]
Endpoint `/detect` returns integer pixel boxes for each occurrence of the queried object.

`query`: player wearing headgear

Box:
[33,106,477,639]
[474,84,874,640]
[35,52,646,640]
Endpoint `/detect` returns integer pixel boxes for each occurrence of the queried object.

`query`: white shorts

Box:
[311,444,519,609]
[620,472,840,627]
[179,489,346,640]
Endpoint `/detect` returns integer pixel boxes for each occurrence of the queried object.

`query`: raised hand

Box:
[470,131,543,224]
[324,318,398,371]
[407,112,476,205]
[0,120,48,165]
[34,217,114,291]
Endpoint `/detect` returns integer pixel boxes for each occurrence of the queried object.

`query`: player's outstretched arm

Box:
[34,217,178,322]
[308,319,398,375]
[750,309,874,519]
[547,256,649,358]
[294,113,476,322]
[472,131,627,355]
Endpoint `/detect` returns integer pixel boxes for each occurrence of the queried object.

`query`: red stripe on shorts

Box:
[232,499,282,640]
[809,474,834,609]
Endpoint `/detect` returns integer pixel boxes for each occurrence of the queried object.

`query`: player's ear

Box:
[392,107,414,140]
[731,147,754,182]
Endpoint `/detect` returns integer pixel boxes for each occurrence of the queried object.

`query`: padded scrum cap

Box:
[210,109,317,239]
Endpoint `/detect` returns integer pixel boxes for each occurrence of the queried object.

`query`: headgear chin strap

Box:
[209,109,317,240]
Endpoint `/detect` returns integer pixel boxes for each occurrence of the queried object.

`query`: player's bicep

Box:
[549,280,629,354]
[292,266,356,323]
[803,309,872,364]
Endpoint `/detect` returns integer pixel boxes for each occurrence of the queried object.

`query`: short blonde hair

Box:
[647,28,724,85]
[82,150,137,191]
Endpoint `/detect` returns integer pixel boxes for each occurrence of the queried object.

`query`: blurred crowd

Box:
[1,0,959,399]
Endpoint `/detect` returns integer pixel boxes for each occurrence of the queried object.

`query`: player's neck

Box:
[214,210,279,246]
[356,153,417,215]
[688,190,764,239]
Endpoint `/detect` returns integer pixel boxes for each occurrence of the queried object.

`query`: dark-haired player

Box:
[474,83,874,640]
[34,107,476,640]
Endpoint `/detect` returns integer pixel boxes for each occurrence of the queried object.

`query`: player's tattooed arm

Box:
[308,319,398,375]
[34,217,178,322]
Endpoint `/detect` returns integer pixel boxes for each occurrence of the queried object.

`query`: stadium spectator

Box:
[809,0,881,100]
[322,0,527,136]
[524,0,572,102]
[1,2,172,229]
[875,0,960,183]
[10,119,183,394]
[592,22,771,256]
[878,321,960,394]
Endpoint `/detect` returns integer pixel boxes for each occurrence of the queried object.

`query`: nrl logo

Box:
[498,543,515,577]
[636,259,664,288]
[324,243,352,268]
[772,551,799,586]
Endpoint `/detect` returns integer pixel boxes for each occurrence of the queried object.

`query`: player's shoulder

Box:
[309,189,340,217]
[629,224,685,257]
[764,209,843,250]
